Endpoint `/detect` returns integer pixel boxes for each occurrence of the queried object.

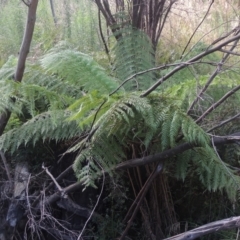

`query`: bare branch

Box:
[181,0,214,58]
[187,39,239,114]
[207,112,240,132]
[141,32,240,97]
[110,61,217,96]
[42,164,64,194]
[219,48,240,56]
[195,85,240,124]
[163,216,240,240]
[21,0,30,7]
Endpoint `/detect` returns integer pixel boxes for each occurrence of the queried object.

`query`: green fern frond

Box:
[40,43,119,94]
[113,26,156,91]
[23,64,84,99]
[71,93,213,187]
[192,147,240,200]
[175,150,193,180]
[0,55,16,80]
[0,110,80,154]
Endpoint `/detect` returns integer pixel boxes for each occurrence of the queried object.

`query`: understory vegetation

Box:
[1,1,240,240]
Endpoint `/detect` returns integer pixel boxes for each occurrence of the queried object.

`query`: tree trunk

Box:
[0,0,38,135]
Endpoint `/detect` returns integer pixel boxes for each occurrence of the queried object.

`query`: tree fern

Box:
[112,26,156,91]
[0,110,80,154]
[0,43,239,202]
[40,42,120,94]
[70,93,224,192]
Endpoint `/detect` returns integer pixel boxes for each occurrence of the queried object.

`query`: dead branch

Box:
[181,0,214,57]
[43,132,240,206]
[187,39,240,115]
[163,216,240,240]
[195,84,240,124]
[207,112,240,132]
[141,31,240,97]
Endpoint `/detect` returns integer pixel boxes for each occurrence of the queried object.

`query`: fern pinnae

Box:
[175,150,192,181]
[169,111,182,147]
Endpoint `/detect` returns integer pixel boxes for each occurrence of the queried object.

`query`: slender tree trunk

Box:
[49,0,57,25]
[0,0,39,136]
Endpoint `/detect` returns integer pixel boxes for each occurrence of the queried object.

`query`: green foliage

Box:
[69,91,240,199]
[0,43,239,201]
[112,26,156,90]
[41,42,119,94]
[159,42,220,89]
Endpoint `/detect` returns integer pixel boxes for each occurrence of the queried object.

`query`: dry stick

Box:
[141,32,240,97]
[187,39,239,114]
[163,216,240,240]
[0,150,12,182]
[195,84,240,124]
[42,164,63,193]
[77,162,105,240]
[119,163,163,240]
[207,112,240,133]
[219,49,240,56]
[181,0,214,58]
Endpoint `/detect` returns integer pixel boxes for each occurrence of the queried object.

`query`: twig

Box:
[77,161,105,240]
[219,49,240,56]
[98,8,110,59]
[181,0,214,58]
[195,85,240,124]
[187,39,239,114]
[207,112,240,133]
[109,61,217,96]
[141,32,240,97]
[42,163,64,194]
[21,0,30,7]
